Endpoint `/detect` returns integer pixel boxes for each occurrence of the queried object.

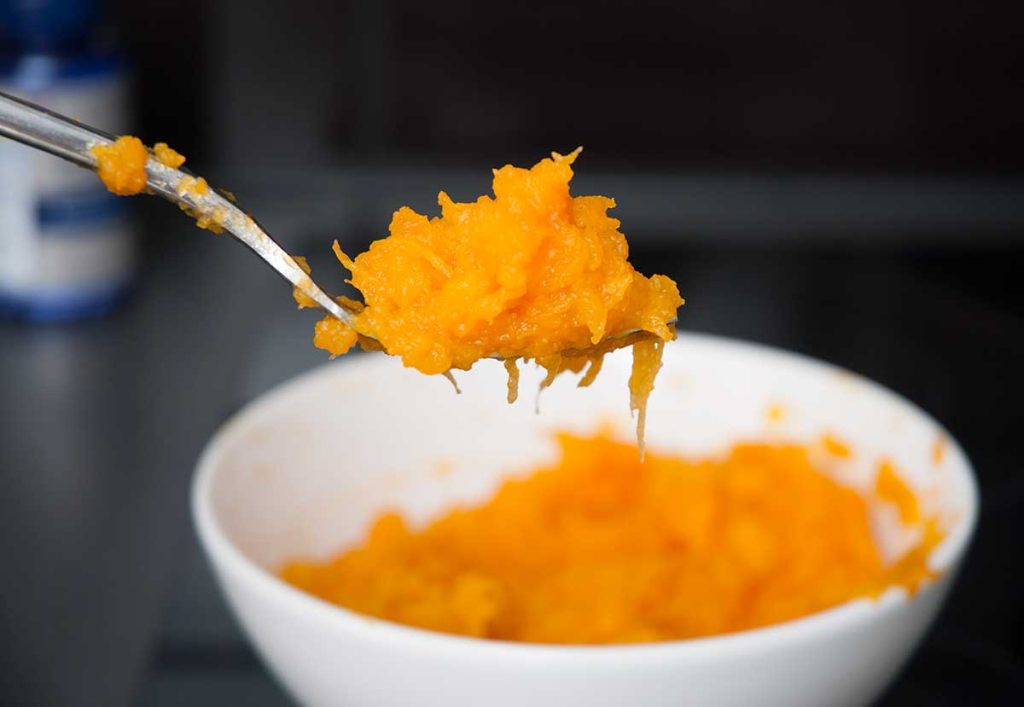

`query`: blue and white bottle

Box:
[0,0,134,320]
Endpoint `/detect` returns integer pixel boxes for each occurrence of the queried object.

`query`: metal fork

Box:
[1,89,673,360]
[0,89,356,327]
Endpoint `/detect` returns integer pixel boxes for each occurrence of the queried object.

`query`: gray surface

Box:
[0,193,327,706]
[225,166,1024,246]
[136,672,288,707]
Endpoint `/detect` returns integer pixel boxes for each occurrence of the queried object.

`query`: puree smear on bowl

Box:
[281,432,943,645]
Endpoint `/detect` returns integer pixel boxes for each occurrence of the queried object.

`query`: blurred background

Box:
[1,0,1022,704]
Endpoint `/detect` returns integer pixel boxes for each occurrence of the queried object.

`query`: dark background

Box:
[116,0,1024,173]
[2,0,1023,704]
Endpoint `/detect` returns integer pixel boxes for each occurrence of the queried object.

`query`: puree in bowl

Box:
[280,432,943,645]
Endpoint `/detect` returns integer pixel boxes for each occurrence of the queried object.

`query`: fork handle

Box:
[0,89,355,327]
[0,89,112,167]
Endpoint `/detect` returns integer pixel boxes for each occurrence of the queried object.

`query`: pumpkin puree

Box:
[312,150,683,447]
[91,136,187,194]
[93,139,681,445]
[90,136,148,195]
[92,134,235,235]
[153,142,186,168]
[281,432,942,645]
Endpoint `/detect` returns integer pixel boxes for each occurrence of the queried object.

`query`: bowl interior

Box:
[203,334,976,582]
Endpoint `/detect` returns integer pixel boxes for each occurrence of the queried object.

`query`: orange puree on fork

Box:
[311,150,683,448]
[90,136,148,196]
[89,137,683,448]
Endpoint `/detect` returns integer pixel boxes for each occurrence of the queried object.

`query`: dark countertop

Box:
[2,185,1022,706]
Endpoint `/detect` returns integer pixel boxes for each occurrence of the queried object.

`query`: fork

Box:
[0,89,672,358]
[0,89,356,327]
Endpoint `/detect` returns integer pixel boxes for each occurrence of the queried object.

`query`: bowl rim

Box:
[192,331,979,664]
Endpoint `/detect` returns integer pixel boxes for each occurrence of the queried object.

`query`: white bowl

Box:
[193,333,977,707]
